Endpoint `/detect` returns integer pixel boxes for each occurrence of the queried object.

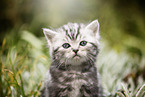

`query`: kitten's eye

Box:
[80,41,87,46]
[62,43,71,49]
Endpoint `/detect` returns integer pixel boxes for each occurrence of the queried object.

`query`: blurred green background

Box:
[0,0,145,96]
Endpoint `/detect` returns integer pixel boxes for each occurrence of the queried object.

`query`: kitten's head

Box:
[43,20,100,65]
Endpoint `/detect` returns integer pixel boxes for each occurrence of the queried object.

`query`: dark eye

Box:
[80,41,87,46]
[62,43,71,49]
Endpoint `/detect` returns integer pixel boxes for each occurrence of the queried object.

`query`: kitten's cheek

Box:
[65,53,69,58]
[79,51,87,56]
[65,52,73,58]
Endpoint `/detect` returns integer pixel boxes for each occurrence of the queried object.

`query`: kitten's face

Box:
[44,20,100,65]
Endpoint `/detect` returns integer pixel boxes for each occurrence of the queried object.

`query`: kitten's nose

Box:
[73,49,79,54]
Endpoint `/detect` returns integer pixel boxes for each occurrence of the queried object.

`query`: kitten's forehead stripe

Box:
[64,37,69,42]
[66,32,72,40]
[61,23,82,41]
[75,25,80,39]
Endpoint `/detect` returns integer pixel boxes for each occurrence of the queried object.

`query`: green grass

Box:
[98,41,145,97]
[0,31,144,97]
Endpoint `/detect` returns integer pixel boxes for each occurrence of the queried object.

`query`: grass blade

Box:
[116,92,125,97]
[121,83,130,97]
[19,73,25,97]
[136,84,145,97]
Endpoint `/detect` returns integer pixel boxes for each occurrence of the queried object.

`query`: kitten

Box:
[41,20,102,97]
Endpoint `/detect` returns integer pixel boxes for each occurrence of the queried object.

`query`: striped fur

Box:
[41,20,102,97]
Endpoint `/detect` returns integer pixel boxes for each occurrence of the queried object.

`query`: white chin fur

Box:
[60,56,86,65]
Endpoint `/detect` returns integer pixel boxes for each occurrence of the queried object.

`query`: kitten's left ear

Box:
[43,28,57,46]
[85,19,100,39]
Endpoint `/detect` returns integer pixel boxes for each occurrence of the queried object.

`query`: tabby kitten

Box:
[41,20,102,97]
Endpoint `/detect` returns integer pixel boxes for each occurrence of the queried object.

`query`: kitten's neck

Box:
[51,60,96,73]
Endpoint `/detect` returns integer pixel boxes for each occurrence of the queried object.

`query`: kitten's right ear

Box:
[43,28,57,45]
[85,20,100,40]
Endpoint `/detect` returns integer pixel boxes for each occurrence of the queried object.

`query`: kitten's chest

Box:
[70,79,83,97]
[64,71,87,97]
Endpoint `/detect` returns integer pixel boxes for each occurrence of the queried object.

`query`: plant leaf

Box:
[116,92,125,97]
[136,84,145,97]
[121,83,130,97]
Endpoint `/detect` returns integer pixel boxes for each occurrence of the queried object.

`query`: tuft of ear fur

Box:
[43,28,57,46]
[86,19,100,40]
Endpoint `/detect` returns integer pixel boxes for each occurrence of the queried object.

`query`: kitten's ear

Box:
[43,28,57,45]
[86,19,100,39]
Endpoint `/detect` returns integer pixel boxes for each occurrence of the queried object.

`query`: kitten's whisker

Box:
[57,63,63,69]
[63,58,69,70]
[54,59,63,69]
[87,55,95,66]
[65,59,68,70]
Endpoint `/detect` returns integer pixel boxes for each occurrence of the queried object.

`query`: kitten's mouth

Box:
[73,54,81,59]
